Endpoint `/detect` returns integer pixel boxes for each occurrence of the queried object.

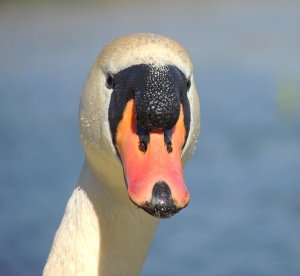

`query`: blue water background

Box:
[0,2,300,275]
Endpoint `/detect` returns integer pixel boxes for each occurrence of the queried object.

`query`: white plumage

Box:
[44,33,200,276]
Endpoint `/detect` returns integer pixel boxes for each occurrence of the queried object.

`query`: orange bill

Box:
[115,99,189,216]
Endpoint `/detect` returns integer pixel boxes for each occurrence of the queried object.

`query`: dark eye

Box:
[106,73,115,89]
[186,78,191,90]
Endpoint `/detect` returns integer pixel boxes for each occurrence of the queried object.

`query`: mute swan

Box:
[43,33,200,275]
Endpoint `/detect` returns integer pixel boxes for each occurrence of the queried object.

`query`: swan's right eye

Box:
[186,78,191,91]
[106,73,115,89]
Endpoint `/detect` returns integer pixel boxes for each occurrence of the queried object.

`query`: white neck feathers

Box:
[43,161,158,275]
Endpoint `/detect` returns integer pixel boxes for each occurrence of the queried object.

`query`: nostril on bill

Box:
[164,129,173,153]
[137,125,150,152]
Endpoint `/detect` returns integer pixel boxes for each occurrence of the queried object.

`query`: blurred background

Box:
[0,0,300,275]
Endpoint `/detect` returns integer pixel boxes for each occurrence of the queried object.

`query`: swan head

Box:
[79,33,200,218]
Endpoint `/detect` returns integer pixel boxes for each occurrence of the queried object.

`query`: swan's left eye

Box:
[186,78,191,91]
[106,73,115,89]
